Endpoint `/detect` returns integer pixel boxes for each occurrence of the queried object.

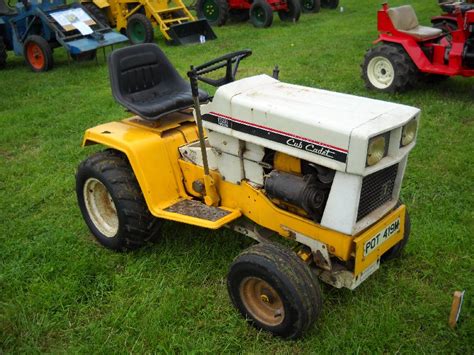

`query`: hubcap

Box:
[83,178,119,238]
[202,0,219,21]
[130,21,146,43]
[26,43,45,70]
[367,56,395,89]
[239,276,285,326]
[303,0,314,11]
[252,7,265,24]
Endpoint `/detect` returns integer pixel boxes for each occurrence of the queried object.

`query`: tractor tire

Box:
[71,50,97,62]
[126,13,154,44]
[196,0,229,26]
[0,36,7,70]
[76,150,162,251]
[301,0,320,13]
[83,2,110,27]
[278,0,301,21]
[250,1,274,28]
[227,242,322,339]
[321,0,338,9]
[381,204,411,262]
[23,35,53,72]
[229,9,250,23]
[362,44,418,93]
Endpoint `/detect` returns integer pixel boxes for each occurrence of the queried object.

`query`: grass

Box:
[1,0,473,352]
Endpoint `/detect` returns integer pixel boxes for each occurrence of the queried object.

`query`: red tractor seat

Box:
[388,5,442,40]
[108,44,209,121]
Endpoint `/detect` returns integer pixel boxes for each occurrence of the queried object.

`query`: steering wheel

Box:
[188,50,252,88]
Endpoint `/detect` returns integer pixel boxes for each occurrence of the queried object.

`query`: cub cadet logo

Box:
[286,138,335,159]
[217,117,229,128]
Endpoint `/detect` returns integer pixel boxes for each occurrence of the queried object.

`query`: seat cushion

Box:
[399,26,443,40]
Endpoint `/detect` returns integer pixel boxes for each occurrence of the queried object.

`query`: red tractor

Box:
[432,0,474,33]
[362,3,474,92]
[196,0,301,28]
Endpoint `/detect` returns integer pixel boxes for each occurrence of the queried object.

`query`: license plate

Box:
[364,218,400,256]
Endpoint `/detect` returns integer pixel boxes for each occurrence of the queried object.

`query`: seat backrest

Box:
[108,43,187,102]
[387,5,419,31]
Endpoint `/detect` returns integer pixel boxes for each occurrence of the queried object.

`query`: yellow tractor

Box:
[81,0,216,44]
[76,44,419,338]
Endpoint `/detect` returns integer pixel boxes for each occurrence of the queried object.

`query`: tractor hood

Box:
[200,75,419,174]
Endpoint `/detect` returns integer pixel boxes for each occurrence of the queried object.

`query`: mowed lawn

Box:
[1,0,473,352]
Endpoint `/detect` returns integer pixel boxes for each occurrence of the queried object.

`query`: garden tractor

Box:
[0,0,127,71]
[431,0,474,34]
[80,0,216,44]
[362,3,474,92]
[195,0,301,28]
[76,44,419,338]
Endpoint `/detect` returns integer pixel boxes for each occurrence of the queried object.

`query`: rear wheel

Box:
[196,0,229,26]
[0,36,6,69]
[301,0,320,13]
[83,2,110,26]
[24,35,53,72]
[250,1,273,28]
[278,0,301,21]
[321,0,338,9]
[227,242,322,339]
[76,150,161,251]
[362,44,417,93]
[126,13,154,44]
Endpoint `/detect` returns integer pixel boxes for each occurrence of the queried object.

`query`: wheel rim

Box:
[83,178,119,238]
[239,276,285,326]
[302,0,314,11]
[201,0,219,22]
[252,6,266,25]
[367,56,395,89]
[26,42,45,70]
[129,21,146,43]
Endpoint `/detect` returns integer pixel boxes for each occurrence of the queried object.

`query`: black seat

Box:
[0,0,17,16]
[108,44,209,121]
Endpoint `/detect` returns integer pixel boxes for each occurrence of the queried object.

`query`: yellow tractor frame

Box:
[81,0,216,44]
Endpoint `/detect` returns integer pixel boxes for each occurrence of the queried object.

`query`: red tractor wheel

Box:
[250,1,273,28]
[278,0,301,22]
[362,44,417,93]
[24,35,53,72]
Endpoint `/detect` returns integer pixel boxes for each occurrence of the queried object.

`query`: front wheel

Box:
[362,44,417,93]
[301,0,320,13]
[278,0,301,22]
[250,1,274,28]
[227,243,322,339]
[24,35,53,72]
[76,150,161,251]
[126,13,154,44]
[196,0,229,26]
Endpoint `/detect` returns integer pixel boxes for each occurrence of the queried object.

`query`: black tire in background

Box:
[196,0,229,26]
[250,1,274,28]
[83,2,110,26]
[126,13,155,44]
[76,150,161,251]
[0,36,7,69]
[301,0,320,13]
[321,0,338,9]
[278,0,301,22]
[227,242,322,339]
[23,35,54,72]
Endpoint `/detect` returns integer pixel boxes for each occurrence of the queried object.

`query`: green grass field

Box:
[1,0,473,352]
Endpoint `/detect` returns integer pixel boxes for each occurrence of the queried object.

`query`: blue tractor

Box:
[0,0,128,71]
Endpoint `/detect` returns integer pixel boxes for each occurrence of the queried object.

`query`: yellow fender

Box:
[90,0,110,9]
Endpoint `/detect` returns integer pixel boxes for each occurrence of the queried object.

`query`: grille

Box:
[357,164,399,221]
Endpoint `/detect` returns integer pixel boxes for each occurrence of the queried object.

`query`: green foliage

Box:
[0,0,473,352]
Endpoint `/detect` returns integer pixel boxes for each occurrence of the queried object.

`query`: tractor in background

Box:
[362,3,474,92]
[432,0,474,33]
[81,0,216,44]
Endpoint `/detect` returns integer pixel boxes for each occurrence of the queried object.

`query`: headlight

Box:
[367,135,386,166]
[400,119,417,146]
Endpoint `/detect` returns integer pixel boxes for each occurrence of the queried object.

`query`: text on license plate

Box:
[364,218,401,257]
